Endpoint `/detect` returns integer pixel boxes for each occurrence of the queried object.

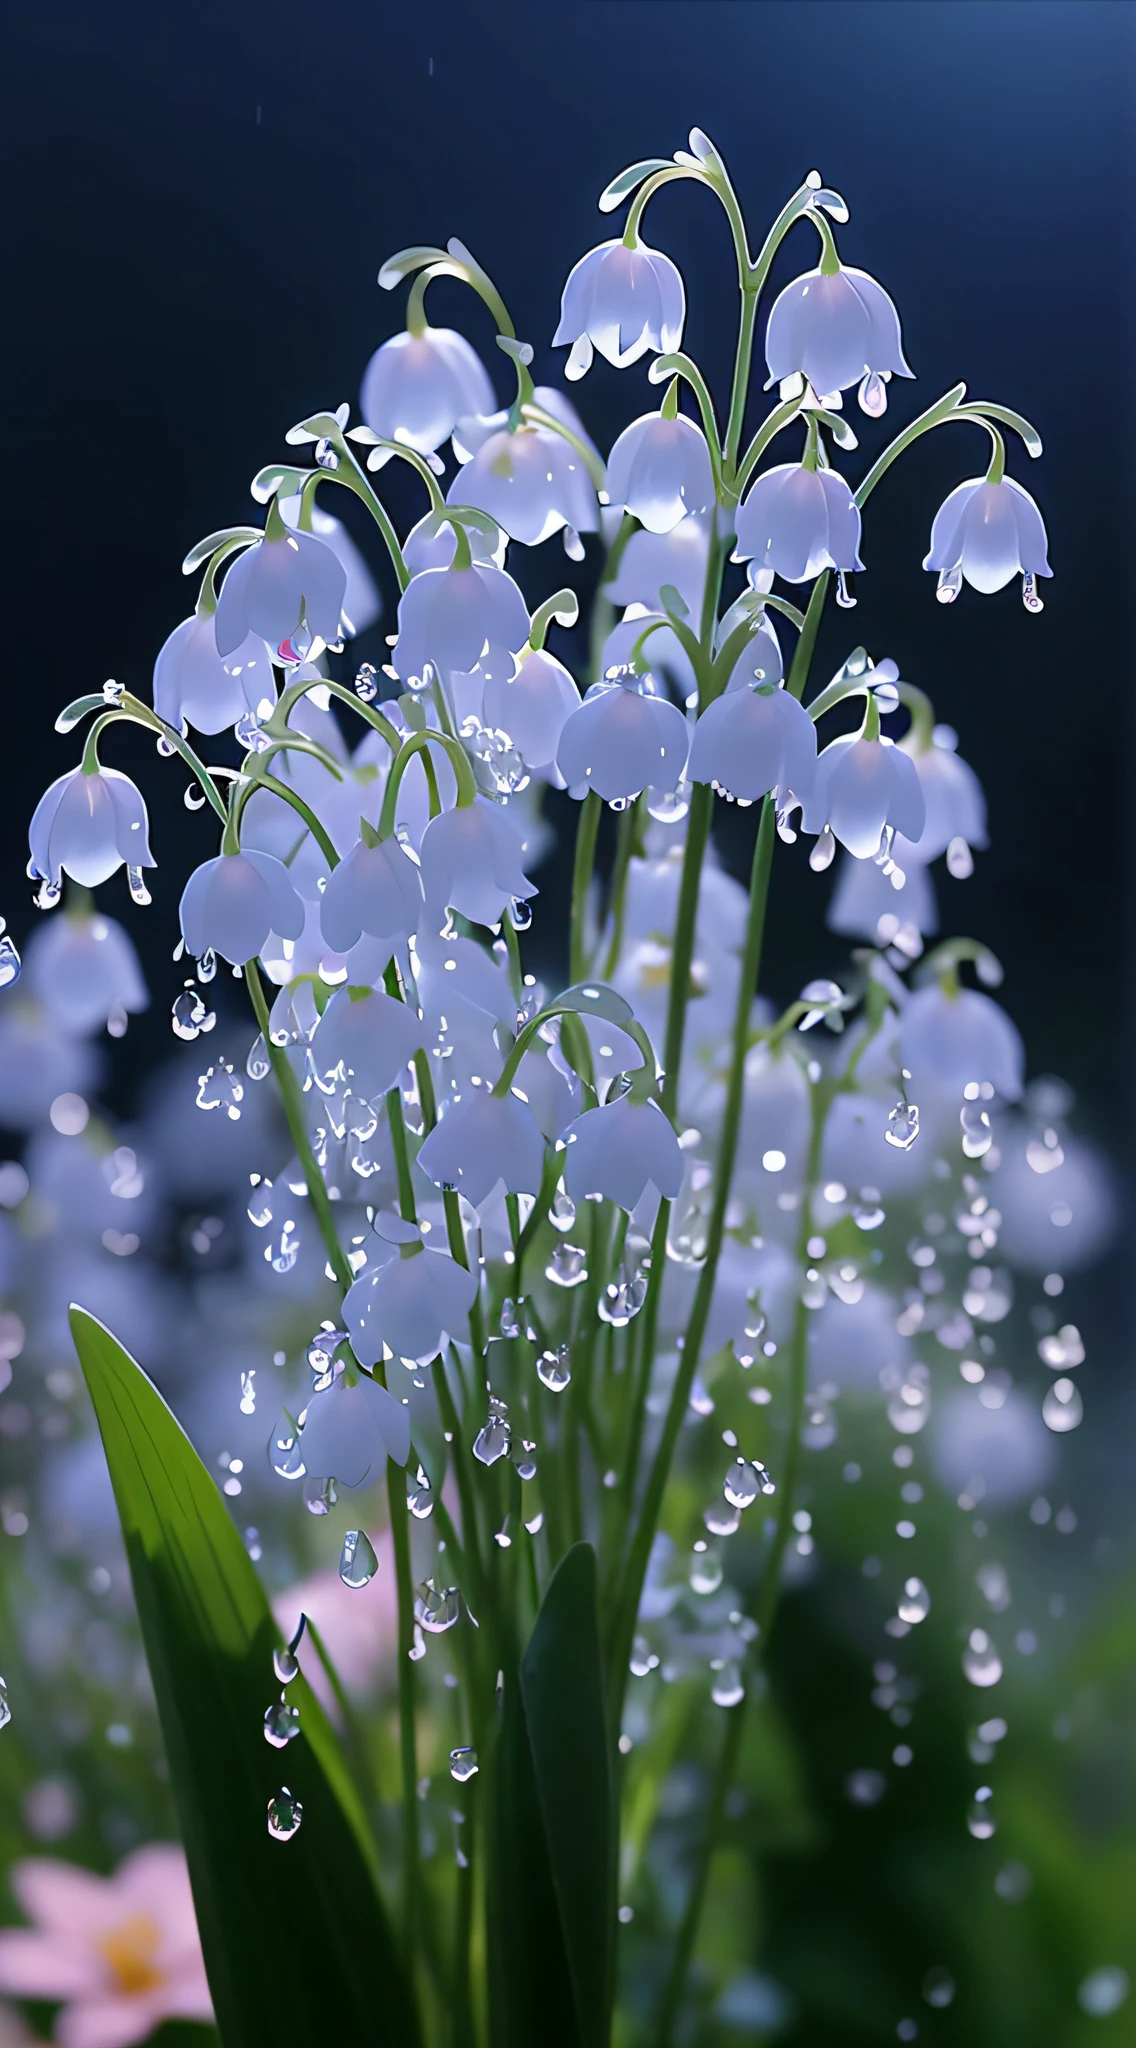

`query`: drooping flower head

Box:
[688,683,817,805]
[319,832,424,958]
[924,476,1051,607]
[556,671,690,803]
[449,416,598,548]
[734,463,864,584]
[214,528,347,660]
[803,733,925,858]
[343,1217,477,1368]
[765,263,912,411]
[417,1088,546,1209]
[25,911,149,1038]
[29,768,154,895]
[152,614,275,737]
[179,849,305,966]
[360,326,495,455]
[300,1370,411,1483]
[605,412,714,534]
[553,239,685,380]
[560,1094,683,1212]
[391,562,530,687]
[418,796,537,927]
[309,986,424,1099]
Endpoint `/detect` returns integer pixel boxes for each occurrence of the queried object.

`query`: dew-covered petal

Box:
[310,986,424,1097]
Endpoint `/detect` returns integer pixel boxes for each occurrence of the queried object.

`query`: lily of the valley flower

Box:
[277,496,381,637]
[214,527,347,660]
[556,673,690,802]
[25,911,148,1038]
[904,729,988,864]
[481,648,582,773]
[179,850,305,966]
[560,1095,683,1211]
[152,614,274,737]
[449,416,598,548]
[688,683,817,803]
[343,1224,477,1367]
[605,515,711,617]
[553,238,685,379]
[418,796,537,927]
[605,412,714,533]
[924,475,1051,605]
[29,768,154,893]
[418,1088,546,1207]
[734,462,864,584]
[360,325,496,455]
[898,983,1024,1101]
[803,732,925,859]
[391,562,530,686]
[0,1845,212,2048]
[299,1370,411,1482]
[319,832,424,956]
[765,263,912,408]
[309,986,424,1098]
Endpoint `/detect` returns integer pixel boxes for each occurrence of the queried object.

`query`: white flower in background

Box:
[765,263,912,407]
[309,987,424,1098]
[819,1086,941,1199]
[803,734,925,858]
[930,1385,1056,1509]
[988,1120,1116,1274]
[605,413,714,533]
[556,674,690,802]
[904,728,988,864]
[214,529,347,659]
[343,1223,477,1366]
[734,463,864,583]
[152,615,273,737]
[277,496,381,636]
[403,512,505,574]
[560,1096,683,1211]
[924,476,1051,601]
[29,768,154,892]
[25,912,148,1037]
[359,326,495,454]
[661,1235,800,1356]
[391,563,530,686]
[449,417,597,548]
[419,796,537,927]
[898,983,1024,1101]
[178,850,305,965]
[688,684,817,803]
[715,601,783,692]
[319,833,423,956]
[827,850,938,942]
[482,648,582,774]
[605,516,711,618]
[553,238,685,378]
[418,1089,546,1207]
[733,1043,813,1194]
[598,615,698,710]
[516,1043,581,1141]
[808,1281,911,1391]
[299,1371,411,1481]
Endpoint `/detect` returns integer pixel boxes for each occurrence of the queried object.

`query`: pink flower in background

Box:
[0,1845,211,2048]
[274,1533,399,1707]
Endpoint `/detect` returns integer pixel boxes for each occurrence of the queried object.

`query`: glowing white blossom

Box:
[418,796,536,927]
[553,239,685,378]
[556,676,689,802]
[319,833,424,957]
[605,516,711,617]
[29,768,154,892]
[299,1370,411,1481]
[482,649,582,773]
[418,1089,546,1207]
[278,496,381,636]
[734,463,864,583]
[152,615,273,736]
[309,987,424,1098]
[344,1230,477,1367]
[359,326,495,454]
[924,477,1051,601]
[25,912,148,1037]
[803,735,925,858]
[449,417,597,547]
[178,850,305,965]
[905,731,988,862]
[765,264,911,403]
[561,1096,683,1211]
[605,413,713,533]
[214,530,347,659]
[392,563,530,686]
[898,984,1024,1101]
[688,684,817,803]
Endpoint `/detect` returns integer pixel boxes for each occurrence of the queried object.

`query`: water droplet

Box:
[723,1459,760,1509]
[546,1241,588,1287]
[549,1186,576,1233]
[946,835,974,880]
[270,1411,305,1481]
[704,1499,741,1537]
[508,896,533,932]
[314,436,340,470]
[184,783,206,811]
[898,1577,931,1624]
[172,989,209,1040]
[962,1628,1002,1688]
[339,1528,379,1588]
[196,1061,244,1120]
[629,1637,658,1678]
[473,1400,511,1466]
[246,1033,271,1080]
[263,1697,301,1748]
[354,662,379,702]
[156,734,176,757]
[1078,1967,1130,2018]
[306,1328,347,1382]
[967,1785,996,1839]
[267,1787,303,1841]
[266,1220,300,1273]
[886,1100,920,1151]
[536,1345,571,1393]
[449,1746,479,1782]
[1042,1377,1083,1433]
[234,712,272,754]
[0,1676,11,1731]
[197,948,218,984]
[103,679,125,705]
[936,567,963,605]
[126,866,151,906]
[407,1471,434,1519]
[499,1298,521,1339]
[689,1551,723,1596]
[809,826,836,873]
[240,1370,257,1416]
[923,1967,956,2009]
[710,1662,745,1708]
[960,1101,993,1158]
[1021,570,1044,614]
[414,1579,460,1634]
[598,1263,648,1326]
[858,370,888,418]
[646,782,691,824]
[304,1475,338,1516]
[33,878,62,910]
[835,569,857,609]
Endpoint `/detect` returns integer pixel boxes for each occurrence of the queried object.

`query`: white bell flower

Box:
[516,1043,581,1142]
[25,911,148,1037]
[309,987,424,1098]
[419,795,537,926]
[688,683,817,803]
[152,615,273,737]
[820,1087,940,1199]
[556,674,689,802]
[827,850,938,943]
[924,476,1051,603]
[319,832,423,957]
[214,530,347,659]
[343,1229,477,1367]
[615,843,749,959]
[449,417,597,548]
[903,729,987,863]
[765,264,912,406]
[598,615,698,710]
[482,648,581,773]
[178,850,305,966]
[29,767,155,892]
[733,1042,813,1191]
[553,238,685,378]
[560,1096,683,1211]
[418,1088,546,1208]
[278,496,381,636]
[898,984,1023,1101]
[661,1235,799,1356]
[734,463,864,584]
[299,1369,411,1482]
[605,516,711,618]
[605,413,713,533]
[359,326,495,455]
[803,734,925,858]
[391,563,530,686]
[988,1122,1116,1275]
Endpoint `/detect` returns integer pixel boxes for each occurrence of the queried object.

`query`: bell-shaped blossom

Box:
[803,735,925,859]
[449,418,597,547]
[278,496,381,636]
[482,648,581,773]
[418,1088,546,1207]
[819,1086,941,1200]
[25,912,148,1037]
[561,1096,683,1211]
[605,516,710,618]
[662,1235,800,1355]
[319,833,423,957]
[556,675,689,802]
[904,732,987,863]
[0,1845,212,2047]
[553,238,685,377]
[360,326,495,455]
[598,615,698,710]
[605,413,713,533]
[734,463,864,584]
[827,850,938,943]
[391,563,530,686]
[688,684,817,804]
[419,796,536,927]
[765,264,912,399]
[924,477,1051,599]
[299,1370,411,1481]
[214,530,347,659]
[516,1043,581,1142]
[152,614,273,737]
[309,986,424,1098]
[898,984,1024,1101]
[178,849,304,965]
[29,768,154,892]
[0,1005,98,1130]
[988,1124,1116,1275]
[344,1235,477,1367]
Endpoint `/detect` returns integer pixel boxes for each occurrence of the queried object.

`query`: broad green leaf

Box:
[69,1307,420,2048]
[487,1664,579,2048]
[521,1544,616,2046]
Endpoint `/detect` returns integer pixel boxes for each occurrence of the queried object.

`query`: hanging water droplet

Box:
[0,930,21,995]
[234,712,272,754]
[499,1298,521,1339]
[967,1785,996,1839]
[549,1186,576,1233]
[689,1551,723,1596]
[710,1662,745,1708]
[156,733,177,757]
[239,1370,257,1416]
[607,795,631,814]
[172,989,208,1040]
[266,1219,300,1273]
[962,1628,1002,1688]
[886,1100,920,1151]
[629,1637,658,1678]
[306,1328,347,1381]
[339,1528,379,1589]
[723,1459,760,1510]
[184,783,206,811]
[407,1471,434,1519]
[0,1677,11,1731]
[197,948,217,984]
[263,1697,301,1748]
[704,1499,741,1537]
[960,1101,993,1158]
[246,1033,271,1080]
[126,866,151,906]
[1042,1377,1083,1433]
[936,567,963,605]
[858,370,888,418]
[898,1577,931,1624]
[354,662,379,702]
[414,1580,461,1634]
[646,782,691,824]
[196,1061,244,1120]
[946,835,974,880]
[304,1475,338,1516]
[103,679,125,705]
[314,436,340,471]
[835,569,857,610]
[33,878,62,910]
[536,1345,571,1393]
[508,896,533,932]
[274,1620,304,1685]
[267,1787,303,1841]
[449,1746,479,1782]
[270,1412,305,1481]
[473,1400,510,1466]
[809,826,836,873]
[598,1263,647,1326]
[546,1241,587,1287]
[1021,571,1044,614]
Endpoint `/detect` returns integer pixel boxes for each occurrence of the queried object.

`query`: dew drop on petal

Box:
[809,826,836,873]
[936,567,963,604]
[886,1101,920,1150]
[946,835,974,880]
[126,866,152,907]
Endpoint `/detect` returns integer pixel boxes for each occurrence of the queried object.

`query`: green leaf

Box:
[597,158,674,214]
[521,1544,616,2046]
[69,1307,420,2048]
[556,982,636,1030]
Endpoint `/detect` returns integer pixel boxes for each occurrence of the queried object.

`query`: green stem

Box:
[602,796,643,978]
[245,964,353,1291]
[387,1457,422,1952]
[569,789,602,985]
[660,782,713,1121]
[853,383,967,508]
[378,729,477,839]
